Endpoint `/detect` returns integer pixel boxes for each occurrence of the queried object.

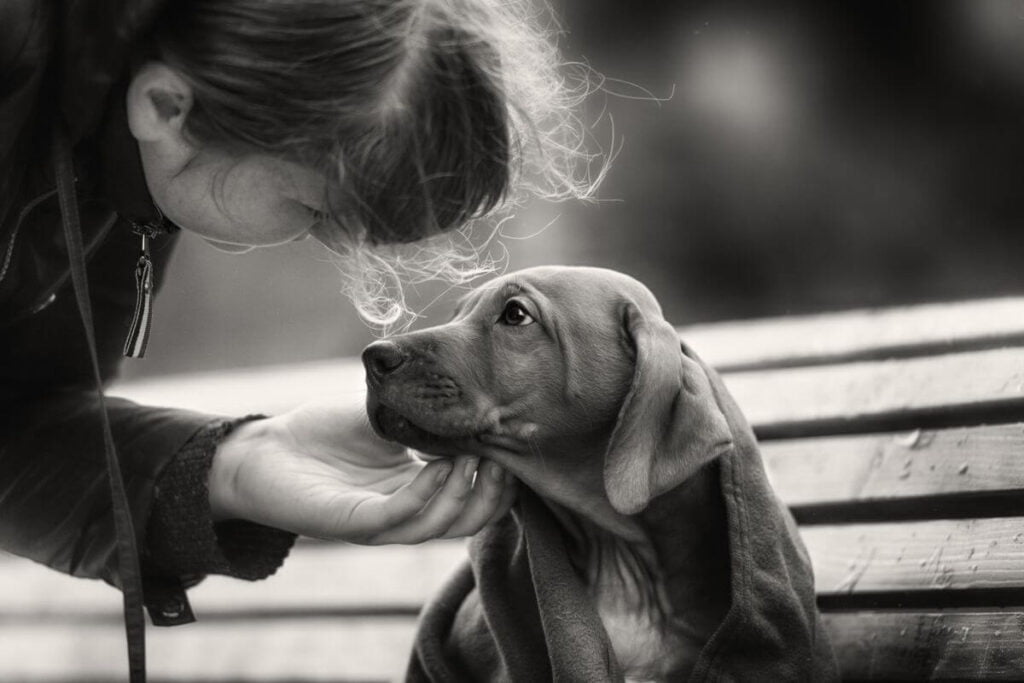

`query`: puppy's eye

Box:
[499,300,535,326]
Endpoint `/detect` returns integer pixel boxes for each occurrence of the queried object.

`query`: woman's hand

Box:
[207,397,517,544]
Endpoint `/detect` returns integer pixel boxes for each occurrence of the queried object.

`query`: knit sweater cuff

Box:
[145,416,296,582]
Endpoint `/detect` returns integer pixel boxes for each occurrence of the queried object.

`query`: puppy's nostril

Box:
[362,341,406,379]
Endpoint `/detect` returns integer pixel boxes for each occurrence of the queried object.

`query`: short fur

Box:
[362,265,838,681]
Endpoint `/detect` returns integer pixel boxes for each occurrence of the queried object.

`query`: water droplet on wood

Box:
[897,430,922,448]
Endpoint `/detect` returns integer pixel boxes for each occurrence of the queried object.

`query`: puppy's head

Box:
[362,265,732,526]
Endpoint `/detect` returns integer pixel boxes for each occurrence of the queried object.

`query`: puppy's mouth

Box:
[373,404,442,444]
[369,403,481,457]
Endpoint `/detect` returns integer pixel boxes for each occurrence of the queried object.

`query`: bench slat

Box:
[0,543,463,617]
[727,348,1024,436]
[109,348,1024,434]
[764,423,1024,506]
[807,517,1024,598]
[683,296,1024,371]
[824,610,1024,680]
[0,617,416,681]
[14,516,1024,617]
[8,611,1021,681]
[108,297,1024,414]
[110,358,368,417]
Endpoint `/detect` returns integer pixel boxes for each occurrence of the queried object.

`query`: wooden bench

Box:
[2,295,1024,680]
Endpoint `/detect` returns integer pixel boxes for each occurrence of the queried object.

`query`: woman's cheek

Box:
[157,155,320,246]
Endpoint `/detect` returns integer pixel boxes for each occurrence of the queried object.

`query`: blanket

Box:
[407,369,839,682]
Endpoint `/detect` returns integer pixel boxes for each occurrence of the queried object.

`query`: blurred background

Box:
[8,2,1024,680]
[122,0,1024,380]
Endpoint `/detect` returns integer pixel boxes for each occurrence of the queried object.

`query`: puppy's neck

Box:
[547,501,666,615]
[491,429,650,544]
[546,461,730,627]
[544,463,730,679]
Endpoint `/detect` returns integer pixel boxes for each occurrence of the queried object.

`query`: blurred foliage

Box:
[553,0,1024,324]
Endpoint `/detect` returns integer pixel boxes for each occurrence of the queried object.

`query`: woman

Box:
[0,0,594,676]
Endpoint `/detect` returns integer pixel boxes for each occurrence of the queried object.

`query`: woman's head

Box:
[127,0,599,323]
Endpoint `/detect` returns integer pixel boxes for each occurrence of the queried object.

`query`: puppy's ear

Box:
[604,303,733,515]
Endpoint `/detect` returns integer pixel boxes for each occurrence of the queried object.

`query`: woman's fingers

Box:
[440,460,512,539]
[343,457,517,545]
[486,470,518,526]
[367,456,480,545]
[341,459,452,537]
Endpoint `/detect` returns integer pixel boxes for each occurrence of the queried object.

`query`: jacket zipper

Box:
[2,183,171,338]
[123,215,166,358]
[123,231,154,358]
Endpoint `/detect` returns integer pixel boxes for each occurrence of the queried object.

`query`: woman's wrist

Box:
[208,417,269,522]
[147,416,295,583]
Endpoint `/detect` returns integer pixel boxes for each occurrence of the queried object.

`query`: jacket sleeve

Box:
[0,392,296,619]
[0,221,295,620]
[0,390,218,582]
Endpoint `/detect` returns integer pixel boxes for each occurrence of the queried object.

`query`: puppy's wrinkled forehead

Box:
[462,265,665,324]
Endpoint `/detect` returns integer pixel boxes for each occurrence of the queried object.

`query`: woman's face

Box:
[139,144,330,253]
[128,63,335,253]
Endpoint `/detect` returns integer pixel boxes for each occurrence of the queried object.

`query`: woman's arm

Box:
[0,225,514,622]
[0,393,226,585]
[0,226,296,620]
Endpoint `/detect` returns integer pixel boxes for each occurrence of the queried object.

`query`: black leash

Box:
[52,121,147,682]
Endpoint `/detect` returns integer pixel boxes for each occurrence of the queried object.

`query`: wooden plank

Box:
[682,296,1024,371]
[109,347,1024,430]
[11,607,1024,681]
[726,347,1024,435]
[10,538,1024,680]
[109,347,1024,433]
[109,358,368,417]
[763,423,1024,507]
[824,610,1024,680]
[13,517,1024,616]
[0,617,417,681]
[806,518,1024,597]
[7,612,1023,682]
[0,541,465,617]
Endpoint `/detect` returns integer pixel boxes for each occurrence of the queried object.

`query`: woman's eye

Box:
[297,203,328,222]
[499,300,535,326]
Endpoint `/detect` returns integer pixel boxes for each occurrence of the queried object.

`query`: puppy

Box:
[363,266,837,682]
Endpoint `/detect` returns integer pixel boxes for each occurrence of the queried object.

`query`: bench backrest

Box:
[2,296,1023,680]
[690,298,1024,680]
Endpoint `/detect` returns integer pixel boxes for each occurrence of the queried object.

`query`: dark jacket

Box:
[0,0,294,622]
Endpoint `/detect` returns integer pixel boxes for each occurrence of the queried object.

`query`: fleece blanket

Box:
[407,369,839,682]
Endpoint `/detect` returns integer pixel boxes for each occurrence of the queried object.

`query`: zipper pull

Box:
[123,232,154,358]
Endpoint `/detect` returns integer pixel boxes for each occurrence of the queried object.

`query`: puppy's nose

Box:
[362,341,406,381]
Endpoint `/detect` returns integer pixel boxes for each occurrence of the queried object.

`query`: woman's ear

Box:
[126,62,194,144]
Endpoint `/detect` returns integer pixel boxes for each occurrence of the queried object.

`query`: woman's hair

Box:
[150,0,601,327]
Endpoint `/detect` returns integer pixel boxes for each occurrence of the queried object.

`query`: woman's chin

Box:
[202,238,256,254]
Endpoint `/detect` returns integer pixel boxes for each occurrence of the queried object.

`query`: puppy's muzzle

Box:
[362,340,406,384]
